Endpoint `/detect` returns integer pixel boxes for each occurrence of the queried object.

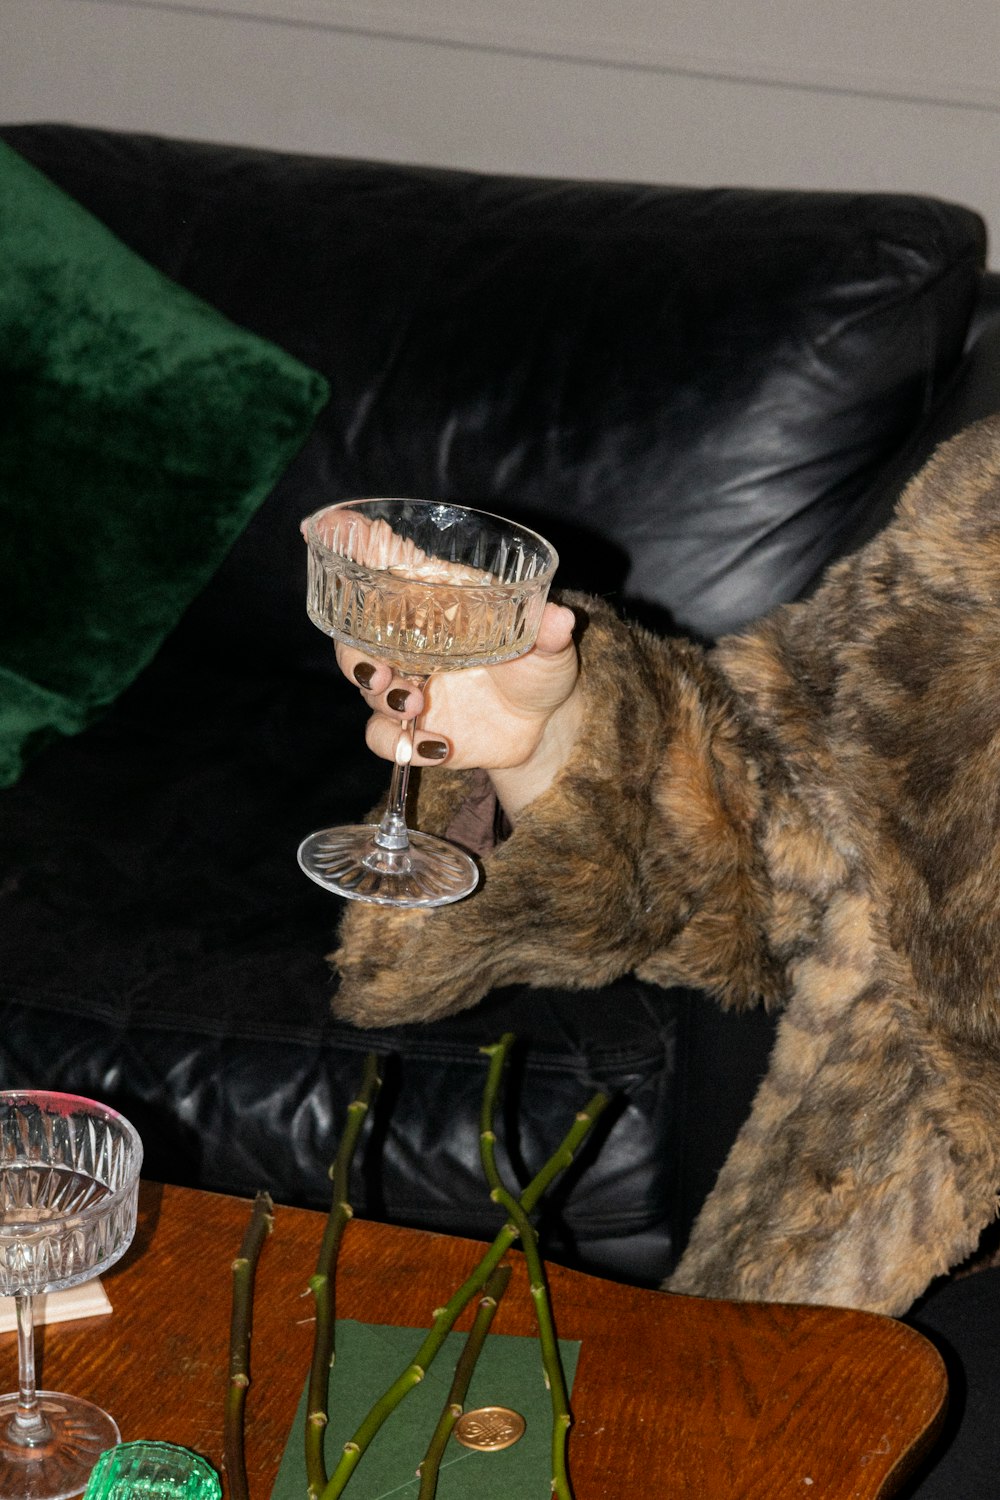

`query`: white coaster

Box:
[0,1279,112,1334]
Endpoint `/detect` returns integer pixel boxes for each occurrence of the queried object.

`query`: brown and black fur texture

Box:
[333,414,1000,1317]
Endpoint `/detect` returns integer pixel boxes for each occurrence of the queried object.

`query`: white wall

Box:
[3,0,999,263]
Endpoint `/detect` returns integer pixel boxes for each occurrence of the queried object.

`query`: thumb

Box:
[533,602,577,656]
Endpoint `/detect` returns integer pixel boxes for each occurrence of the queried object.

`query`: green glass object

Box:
[82,1441,221,1500]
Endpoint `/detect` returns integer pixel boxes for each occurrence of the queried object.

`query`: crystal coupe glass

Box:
[298,499,558,907]
[0,1091,143,1500]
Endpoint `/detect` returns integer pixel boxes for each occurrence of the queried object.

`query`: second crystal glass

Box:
[298,499,558,907]
[0,1091,143,1500]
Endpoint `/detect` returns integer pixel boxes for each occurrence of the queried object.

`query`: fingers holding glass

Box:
[363,710,451,767]
[336,645,439,761]
[335,644,432,716]
[335,643,393,698]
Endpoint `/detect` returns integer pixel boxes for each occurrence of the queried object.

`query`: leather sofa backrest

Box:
[2,123,986,647]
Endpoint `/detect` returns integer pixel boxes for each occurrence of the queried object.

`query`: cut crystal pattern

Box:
[0,1095,142,1296]
[305,500,556,674]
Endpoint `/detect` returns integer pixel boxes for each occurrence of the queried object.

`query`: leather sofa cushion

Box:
[0,643,680,1274]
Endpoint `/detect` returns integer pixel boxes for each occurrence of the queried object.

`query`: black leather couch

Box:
[2,123,999,1287]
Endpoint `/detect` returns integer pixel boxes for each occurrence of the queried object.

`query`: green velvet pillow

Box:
[0,140,329,787]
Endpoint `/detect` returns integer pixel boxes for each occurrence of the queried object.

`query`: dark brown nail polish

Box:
[417,739,448,760]
[386,688,410,712]
[353,662,376,687]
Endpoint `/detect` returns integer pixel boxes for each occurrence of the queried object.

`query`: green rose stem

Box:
[225,1190,275,1500]
[317,1067,609,1500]
[478,1035,576,1500]
[306,1052,382,1499]
[415,1263,512,1500]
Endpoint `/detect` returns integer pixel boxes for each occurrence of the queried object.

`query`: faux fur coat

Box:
[332,413,1000,1318]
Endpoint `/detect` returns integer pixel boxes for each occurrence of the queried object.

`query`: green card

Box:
[270,1320,580,1500]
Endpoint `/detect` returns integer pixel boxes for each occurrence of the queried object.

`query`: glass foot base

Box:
[298,825,480,907]
[0,1392,120,1500]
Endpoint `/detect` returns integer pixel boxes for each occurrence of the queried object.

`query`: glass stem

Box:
[7,1293,52,1446]
[375,736,414,852]
[373,677,427,854]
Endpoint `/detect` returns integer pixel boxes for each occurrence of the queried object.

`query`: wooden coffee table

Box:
[0,1181,946,1498]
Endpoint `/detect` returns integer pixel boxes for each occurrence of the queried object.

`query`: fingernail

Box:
[417,739,448,760]
[353,662,376,687]
[386,688,411,712]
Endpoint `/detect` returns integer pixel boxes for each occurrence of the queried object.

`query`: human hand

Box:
[337,600,583,819]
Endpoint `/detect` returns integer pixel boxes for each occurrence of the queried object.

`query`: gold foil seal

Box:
[453,1406,527,1451]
